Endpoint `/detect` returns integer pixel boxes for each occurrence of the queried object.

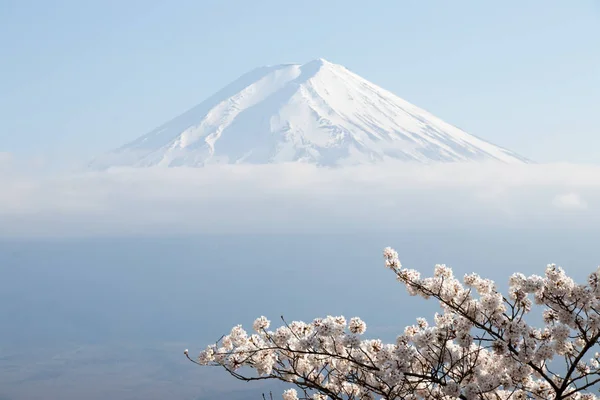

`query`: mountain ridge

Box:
[91,58,529,168]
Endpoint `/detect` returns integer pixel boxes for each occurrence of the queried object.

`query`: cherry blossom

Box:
[187,247,600,399]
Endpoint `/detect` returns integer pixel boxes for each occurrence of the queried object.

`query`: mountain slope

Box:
[92,58,528,168]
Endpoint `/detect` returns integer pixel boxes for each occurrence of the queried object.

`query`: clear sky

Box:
[1,0,598,168]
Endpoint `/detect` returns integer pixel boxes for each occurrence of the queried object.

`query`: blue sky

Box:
[1,0,598,168]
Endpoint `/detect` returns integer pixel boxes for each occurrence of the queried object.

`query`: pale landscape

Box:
[1,2,599,399]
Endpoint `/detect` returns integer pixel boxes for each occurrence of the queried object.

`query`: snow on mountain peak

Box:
[91,59,529,168]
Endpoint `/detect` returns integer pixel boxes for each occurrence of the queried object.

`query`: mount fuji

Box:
[91,58,528,168]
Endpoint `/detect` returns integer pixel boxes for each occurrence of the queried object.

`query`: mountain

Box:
[91,58,528,168]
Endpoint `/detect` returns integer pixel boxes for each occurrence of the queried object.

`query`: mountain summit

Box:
[92,58,528,168]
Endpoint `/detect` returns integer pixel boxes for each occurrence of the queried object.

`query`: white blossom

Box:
[349,317,367,335]
[282,388,299,400]
[253,315,271,332]
[189,247,600,400]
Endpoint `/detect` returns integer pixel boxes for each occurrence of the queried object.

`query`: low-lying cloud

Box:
[552,192,588,210]
[1,161,599,237]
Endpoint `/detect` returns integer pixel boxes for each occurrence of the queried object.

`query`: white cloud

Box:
[0,162,599,237]
[552,192,588,210]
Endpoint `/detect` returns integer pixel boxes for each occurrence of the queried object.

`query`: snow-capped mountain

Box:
[91,58,528,168]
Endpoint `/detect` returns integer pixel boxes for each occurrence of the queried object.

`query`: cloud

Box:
[0,162,599,237]
[552,192,588,210]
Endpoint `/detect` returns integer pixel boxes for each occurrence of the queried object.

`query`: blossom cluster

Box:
[188,248,600,400]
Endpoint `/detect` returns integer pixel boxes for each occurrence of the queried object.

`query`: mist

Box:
[1,161,599,238]
[2,161,600,399]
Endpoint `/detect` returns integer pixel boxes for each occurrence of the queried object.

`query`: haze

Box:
[0,1,599,399]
